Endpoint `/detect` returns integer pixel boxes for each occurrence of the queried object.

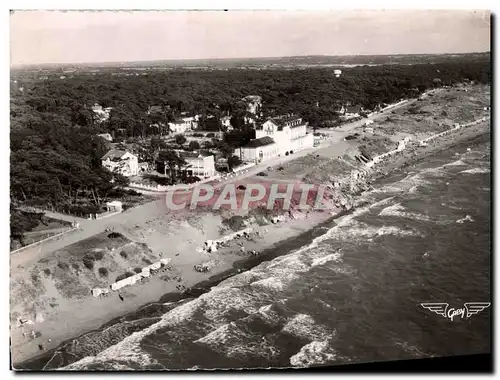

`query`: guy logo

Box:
[420,302,491,321]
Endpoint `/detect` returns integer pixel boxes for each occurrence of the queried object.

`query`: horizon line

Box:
[10,51,491,68]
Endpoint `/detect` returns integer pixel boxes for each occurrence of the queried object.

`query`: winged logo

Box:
[420,303,448,317]
[465,302,491,318]
[420,302,490,321]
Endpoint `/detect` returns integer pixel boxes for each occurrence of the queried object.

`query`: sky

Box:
[10,10,491,65]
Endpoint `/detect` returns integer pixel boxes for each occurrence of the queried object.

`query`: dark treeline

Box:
[12,60,491,135]
[10,58,490,243]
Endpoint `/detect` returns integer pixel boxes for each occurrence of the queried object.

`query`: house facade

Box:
[168,115,200,134]
[168,120,190,134]
[101,149,139,177]
[237,136,280,163]
[184,154,216,178]
[238,115,313,163]
[257,115,313,155]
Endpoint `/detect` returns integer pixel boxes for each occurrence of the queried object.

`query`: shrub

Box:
[133,267,142,274]
[108,232,123,239]
[98,267,108,277]
[206,132,215,138]
[120,251,128,259]
[188,141,201,151]
[82,257,94,270]
[93,251,104,261]
[72,263,80,272]
[31,273,41,287]
[57,262,70,270]
[115,271,135,282]
[223,215,245,231]
[43,268,51,276]
[142,257,153,265]
[126,189,141,196]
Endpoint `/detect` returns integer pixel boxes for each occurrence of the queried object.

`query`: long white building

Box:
[237,115,313,163]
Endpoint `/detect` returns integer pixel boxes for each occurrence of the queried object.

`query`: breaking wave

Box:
[460,168,490,174]
[379,203,431,222]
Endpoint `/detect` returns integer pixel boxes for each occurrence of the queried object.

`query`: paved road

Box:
[12,95,426,269]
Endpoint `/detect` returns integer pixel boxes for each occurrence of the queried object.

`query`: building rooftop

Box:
[257,114,304,130]
[272,114,303,127]
[346,105,362,114]
[102,149,131,161]
[97,133,113,141]
[179,151,213,159]
[148,105,164,114]
[243,136,276,148]
[242,95,262,103]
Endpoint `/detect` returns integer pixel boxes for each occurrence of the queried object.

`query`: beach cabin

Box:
[106,201,123,212]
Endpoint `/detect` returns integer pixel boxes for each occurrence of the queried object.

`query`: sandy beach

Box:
[11,84,490,367]
[11,208,335,365]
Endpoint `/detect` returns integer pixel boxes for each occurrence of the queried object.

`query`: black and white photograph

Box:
[8,8,492,372]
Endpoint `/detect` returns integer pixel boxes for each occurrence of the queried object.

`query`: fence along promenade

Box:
[365,115,490,169]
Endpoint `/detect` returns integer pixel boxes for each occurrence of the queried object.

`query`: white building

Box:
[168,120,191,134]
[242,95,262,115]
[106,200,123,212]
[92,103,112,123]
[237,136,280,163]
[397,136,411,151]
[183,153,216,178]
[238,115,314,163]
[168,115,200,134]
[101,149,139,177]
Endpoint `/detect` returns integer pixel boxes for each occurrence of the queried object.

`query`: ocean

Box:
[17,134,491,370]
